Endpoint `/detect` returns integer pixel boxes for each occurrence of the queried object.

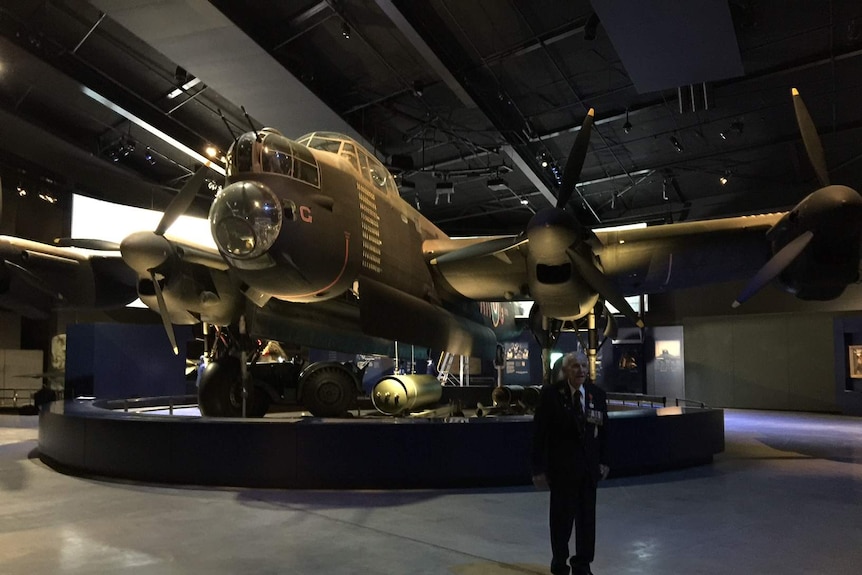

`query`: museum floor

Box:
[0,409,860,575]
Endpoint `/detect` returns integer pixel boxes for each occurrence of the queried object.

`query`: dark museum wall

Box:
[649,280,862,414]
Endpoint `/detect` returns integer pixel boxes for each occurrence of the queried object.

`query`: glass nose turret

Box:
[210,180,282,259]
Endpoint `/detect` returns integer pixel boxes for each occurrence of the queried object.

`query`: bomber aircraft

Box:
[1,89,860,417]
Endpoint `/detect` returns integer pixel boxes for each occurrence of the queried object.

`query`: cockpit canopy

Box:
[296,131,395,193]
[226,129,397,196]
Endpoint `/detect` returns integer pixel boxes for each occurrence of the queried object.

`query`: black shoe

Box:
[550,561,570,575]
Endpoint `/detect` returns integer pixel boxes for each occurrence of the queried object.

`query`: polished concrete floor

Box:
[0,409,860,574]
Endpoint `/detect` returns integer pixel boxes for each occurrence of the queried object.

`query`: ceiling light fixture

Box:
[342,22,351,39]
[435,181,454,205]
[623,109,632,134]
[670,136,684,153]
[167,77,201,99]
[720,119,744,140]
[82,86,225,176]
[487,177,509,192]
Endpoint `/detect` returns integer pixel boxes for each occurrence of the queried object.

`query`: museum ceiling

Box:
[1,1,862,237]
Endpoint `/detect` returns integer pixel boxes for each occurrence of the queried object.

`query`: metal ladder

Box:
[436,352,469,386]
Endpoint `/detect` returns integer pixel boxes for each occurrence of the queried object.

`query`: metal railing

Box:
[606,392,667,408]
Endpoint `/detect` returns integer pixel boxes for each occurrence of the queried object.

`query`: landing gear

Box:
[197,355,253,417]
[531,303,612,384]
[196,321,361,418]
[299,363,359,417]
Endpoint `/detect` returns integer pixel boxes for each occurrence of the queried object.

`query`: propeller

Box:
[732,230,813,308]
[429,235,527,265]
[119,164,212,355]
[601,304,618,340]
[150,270,178,355]
[53,238,121,251]
[733,88,825,306]
[557,108,595,210]
[155,165,210,235]
[792,88,829,188]
[2,260,65,301]
[567,247,643,327]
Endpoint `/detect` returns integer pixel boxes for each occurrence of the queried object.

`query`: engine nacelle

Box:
[527,258,599,320]
[767,185,862,300]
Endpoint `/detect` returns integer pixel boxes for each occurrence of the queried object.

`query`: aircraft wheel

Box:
[198,356,255,417]
[248,386,270,418]
[301,366,355,417]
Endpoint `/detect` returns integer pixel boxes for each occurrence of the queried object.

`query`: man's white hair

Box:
[561,350,588,369]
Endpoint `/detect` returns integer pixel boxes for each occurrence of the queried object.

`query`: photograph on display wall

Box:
[849,346,862,378]
[654,340,682,373]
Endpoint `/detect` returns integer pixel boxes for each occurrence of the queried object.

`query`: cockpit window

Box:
[229,133,255,175]
[366,154,388,190]
[229,131,320,188]
[340,142,360,173]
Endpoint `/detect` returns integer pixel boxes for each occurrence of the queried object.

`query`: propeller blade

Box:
[791,88,830,188]
[53,238,121,251]
[602,304,618,339]
[429,235,526,265]
[567,247,644,328]
[3,260,64,300]
[556,108,595,209]
[732,230,814,308]
[150,270,179,355]
[155,165,211,236]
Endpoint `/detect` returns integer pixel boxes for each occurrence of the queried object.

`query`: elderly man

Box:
[532,351,609,575]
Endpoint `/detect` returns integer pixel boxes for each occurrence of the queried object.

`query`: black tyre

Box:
[301,366,356,417]
[248,385,271,418]
[198,356,256,417]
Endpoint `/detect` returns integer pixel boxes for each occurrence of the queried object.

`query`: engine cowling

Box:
[525,208,599,320]
[768,185,862,300]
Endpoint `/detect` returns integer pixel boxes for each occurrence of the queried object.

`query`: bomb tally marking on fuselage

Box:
[357,181,382,274]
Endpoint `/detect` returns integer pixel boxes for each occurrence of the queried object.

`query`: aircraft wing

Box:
[595,213,782,296]
[0,235,138,318]
[426,213,783,303]
[424,235,530,301]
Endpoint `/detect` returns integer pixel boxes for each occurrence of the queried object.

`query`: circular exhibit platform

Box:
[38,396,724,489]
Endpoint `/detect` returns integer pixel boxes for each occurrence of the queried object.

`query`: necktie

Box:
[574,389,585,435]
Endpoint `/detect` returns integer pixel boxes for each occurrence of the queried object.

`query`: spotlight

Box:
[487,177,509,192]
[520,198,529,206]
[205,146,218,158]
[719,176,728,185]
[435,181,454,205]
[144,147,156,165]
[342,22,351,39]
[623,109,632,134]
[412,81,423,98]
[670,136,684,153]
[16,184,26,197]
[720,120,744,140]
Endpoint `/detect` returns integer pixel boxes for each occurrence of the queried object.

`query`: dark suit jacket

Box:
[532,380,608,484]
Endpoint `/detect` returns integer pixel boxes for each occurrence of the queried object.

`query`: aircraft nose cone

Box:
[120,231,173,273]
[210,180,282,259]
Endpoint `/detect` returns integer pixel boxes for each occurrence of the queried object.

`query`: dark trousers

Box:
[549,470,597,574]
